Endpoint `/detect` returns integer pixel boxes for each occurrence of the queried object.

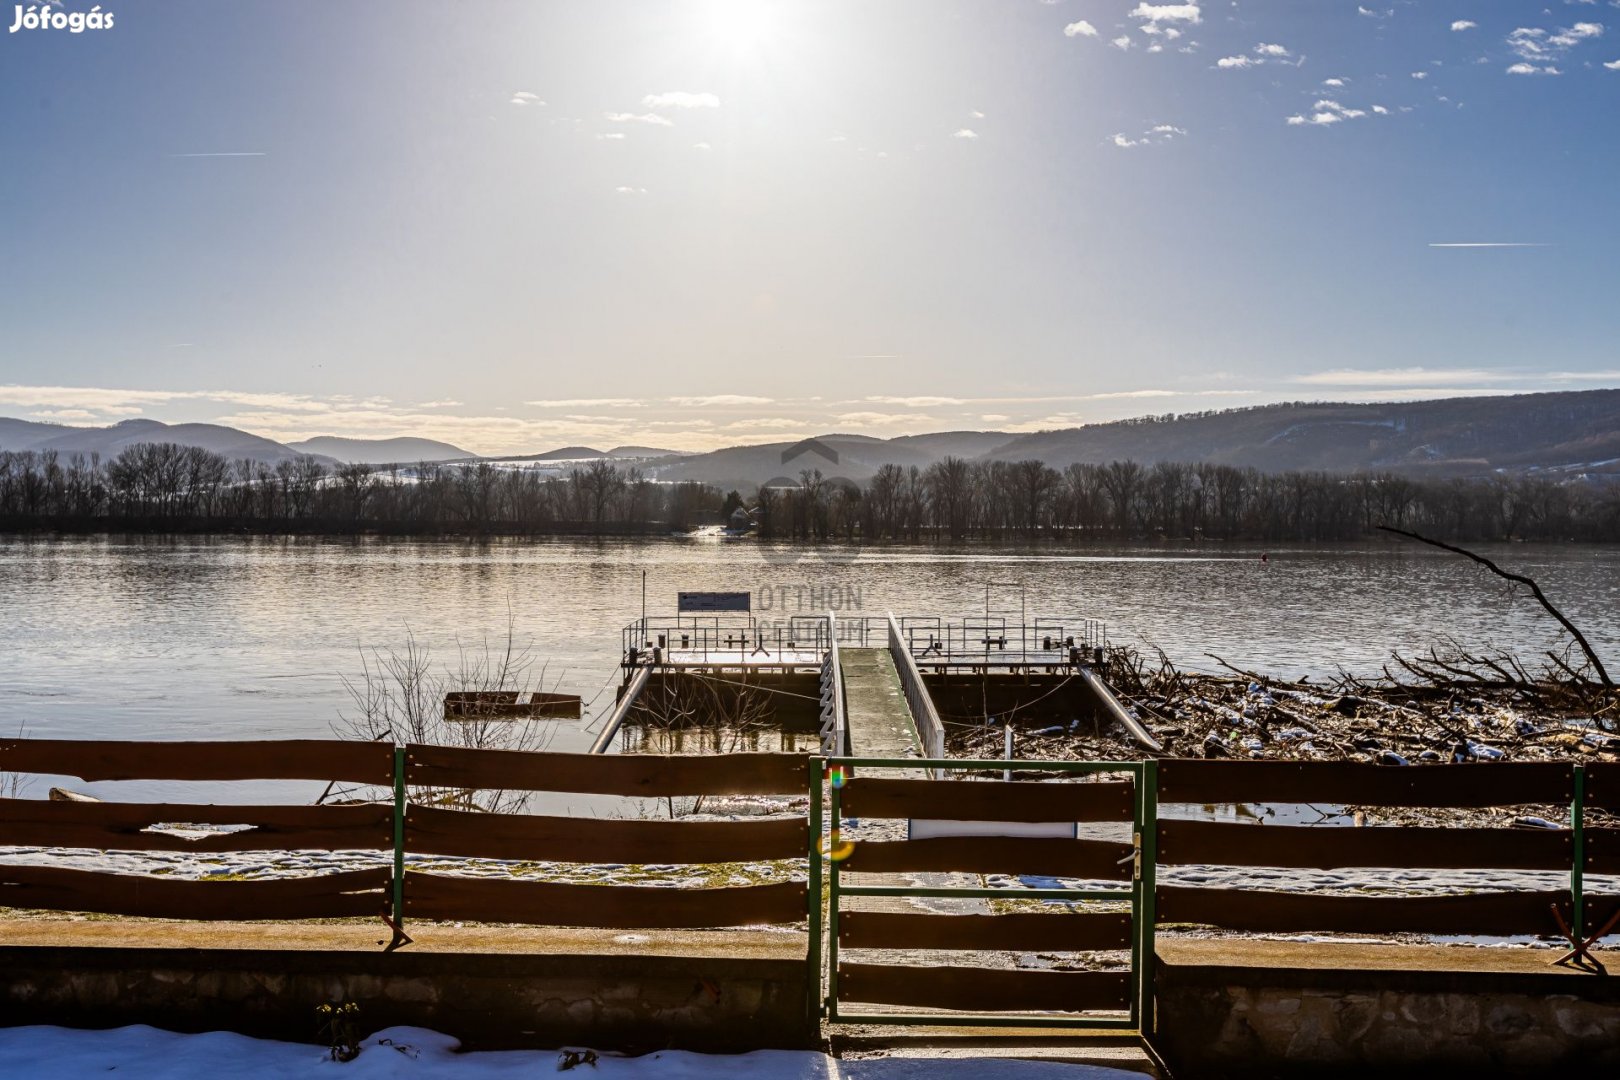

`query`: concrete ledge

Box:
[0,945,814,1052]
[1154,941,1620,1077]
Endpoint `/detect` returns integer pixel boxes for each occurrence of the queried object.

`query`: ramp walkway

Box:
[838,647,921,760]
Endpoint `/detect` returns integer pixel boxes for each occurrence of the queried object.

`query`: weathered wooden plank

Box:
[0,739,393,786]
[838,778,1135,823]
[1156,885,1567,936]
[406,746,805,796]
[1157,760,1572,808]
[406,806,807,863]
[1586,763,1620,813]
[0,866,389,920]
[0,798,393,853]
[1585,827,1620,877]
[1585,895,1620,940]
[403,873,807,928]
[838,963,1130,1013]
[840,836,1132,878]
[1158,819,1571,871]
[839,911,1133,952]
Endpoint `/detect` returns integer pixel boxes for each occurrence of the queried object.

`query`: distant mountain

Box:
[655,431,1010,489]
[0,417,322,465]
[0,417,74,451]
[607,445,686,459]
[287,435,473,464]
[981,390,1620,476]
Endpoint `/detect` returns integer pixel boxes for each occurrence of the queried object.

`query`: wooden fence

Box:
[2,741,1615,949]
[0,739,811,932]
[1154,760,1620,943]
[0,739,394,920]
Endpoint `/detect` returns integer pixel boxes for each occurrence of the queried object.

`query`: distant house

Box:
[726,506,756,534]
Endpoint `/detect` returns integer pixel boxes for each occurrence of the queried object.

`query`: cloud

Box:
[952,128,979,140]
[1357,6,1391,17]
[417,400,463,408]
[1427,242,1549,247]
[1506,62,1560,74]
[1451,20,1477,32]
[510,92,543,106]
[1063,20,1099,37]
[614,186,647,194]
[526,398,645,408]
[1297,368,1497,387]
[1111,123,1185,147]
[595,132,626,140]
[980,414,1011,423]
[1322,78,1347,87]
[1111,35,1133,50]
[1508,21,1604,65]
[1410,71,1428,79]
[605,112,673,126]
[1216,55,1258,68]
[642,91,720,108]
[692,141,712,150]
[1286,99,1374,126]
[668,395,774,407]
[1607,59,1620,69]
[1254,43,1291,56]
[836,412,938,426]
[969,110,985,119]
[866,395,966,407]
[1129,3,1202,24]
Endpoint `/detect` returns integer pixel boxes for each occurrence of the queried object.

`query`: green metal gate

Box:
[809,756,1158,1031]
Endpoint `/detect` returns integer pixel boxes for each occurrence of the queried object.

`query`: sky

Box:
[2,0,1617,455]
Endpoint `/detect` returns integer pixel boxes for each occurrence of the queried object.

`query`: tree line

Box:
[0,445,721,533]
[1,443,1617,542]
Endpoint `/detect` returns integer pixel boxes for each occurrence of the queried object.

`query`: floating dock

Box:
[602,609,1154,760]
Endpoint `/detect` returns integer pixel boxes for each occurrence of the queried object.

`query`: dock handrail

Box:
[886,611,945,762]
[588,665,651,754]
[819,612,847,756]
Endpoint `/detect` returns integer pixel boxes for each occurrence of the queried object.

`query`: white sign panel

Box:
[908,819,1078,840]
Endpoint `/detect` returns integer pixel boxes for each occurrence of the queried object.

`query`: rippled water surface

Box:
[2,534,1616,760]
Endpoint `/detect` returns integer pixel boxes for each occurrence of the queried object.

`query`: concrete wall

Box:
[0,947,814,1053]
[1154,960,1620,1077]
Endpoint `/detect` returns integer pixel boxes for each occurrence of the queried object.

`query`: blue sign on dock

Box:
[678,591,752,613]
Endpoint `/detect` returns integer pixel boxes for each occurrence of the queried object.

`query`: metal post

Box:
[1138,758,1159,1037]
[827,776,842,1022]
[1571,763,1586,941]
[392,744,407,930]
[806,756,824,1024]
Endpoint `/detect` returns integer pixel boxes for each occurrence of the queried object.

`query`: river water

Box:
[3,533,1617,744]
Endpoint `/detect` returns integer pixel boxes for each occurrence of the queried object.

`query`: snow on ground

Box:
[0,1026,1139,1079]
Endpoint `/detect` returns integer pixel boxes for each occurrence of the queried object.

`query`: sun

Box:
[702,0,781,57]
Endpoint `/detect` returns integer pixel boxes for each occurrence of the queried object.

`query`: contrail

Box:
[168,152,267,158]
[1428,242,1548,248]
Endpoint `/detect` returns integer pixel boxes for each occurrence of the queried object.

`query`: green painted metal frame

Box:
[1570,763,1585,940]
[392,744,407,930]
[815,755,1157,1031]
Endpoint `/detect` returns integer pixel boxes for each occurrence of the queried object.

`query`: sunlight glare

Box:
[703,0,779,57]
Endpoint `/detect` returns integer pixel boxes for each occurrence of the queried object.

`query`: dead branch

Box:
[1377,525,1613,689]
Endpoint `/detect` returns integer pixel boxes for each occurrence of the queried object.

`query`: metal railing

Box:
[818,612,847,756]
[887,613,946,761]
[623,615,831,666]
[897,616,1107,666]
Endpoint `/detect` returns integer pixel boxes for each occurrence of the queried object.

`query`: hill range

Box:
[2,389,1617,484]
